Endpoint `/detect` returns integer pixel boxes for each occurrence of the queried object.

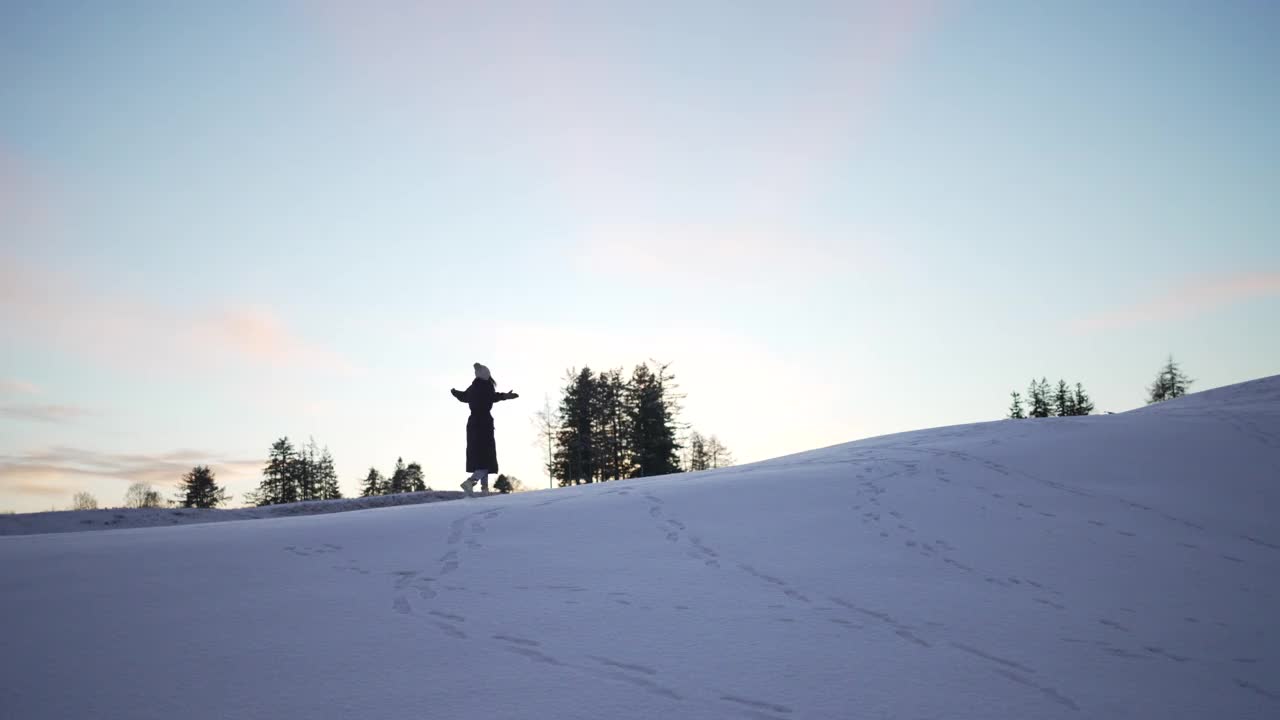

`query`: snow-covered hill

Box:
[3,376,1278,719]
[0,489,469,536]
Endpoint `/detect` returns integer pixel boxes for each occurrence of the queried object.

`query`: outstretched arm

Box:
[494,391,519,402]
[451,388,471,402]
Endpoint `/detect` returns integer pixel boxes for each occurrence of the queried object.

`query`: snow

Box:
[0,490,469,537]
[2,376,1278,719]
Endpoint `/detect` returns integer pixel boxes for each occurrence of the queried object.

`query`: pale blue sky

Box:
[2,1,1277,511]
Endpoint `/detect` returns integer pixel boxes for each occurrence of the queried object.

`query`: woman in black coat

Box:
[451,362,518,496]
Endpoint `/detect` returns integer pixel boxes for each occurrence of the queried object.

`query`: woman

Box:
[451,362,518,496]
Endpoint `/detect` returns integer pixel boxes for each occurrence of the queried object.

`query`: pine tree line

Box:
[550,362,684,485]
[359,456,428,497]
[249,436,343,506]
[1007,356,1195,418]
[1008,378,1095,419]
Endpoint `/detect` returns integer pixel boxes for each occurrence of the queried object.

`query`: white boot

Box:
[460,478,476,497]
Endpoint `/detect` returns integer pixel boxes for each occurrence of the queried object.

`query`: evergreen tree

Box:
[1148,355,1193,404]
[404,462,427,493]
[387,457,408,494]
[360,467,386,497]
[494,474,512,494]
[1053,379,1076,417]
[1072,383,1095,416]
[552,367,598,486]
[687,431,710,471]
[316,447,342,500]
[706,435,734,468]
[1027,378,1052,418]
[295,438,321,502]
[255,437,299,506]
[1008,391,1026,419]
[628,362,681,478]
[177,465,229,509]
[594,368,631,481]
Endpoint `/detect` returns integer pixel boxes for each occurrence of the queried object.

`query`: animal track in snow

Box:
[949,641,1037,674]
[1233,678,1280,702]
[433,621,467,639]
[993,669,1080,711]
[720,694,793,715]
[589,655,658,676]
[502,645,563,665]
[283,544,342,557]
[1144,646,1190,663]
[493,634,539,647]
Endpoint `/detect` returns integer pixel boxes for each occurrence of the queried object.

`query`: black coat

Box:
[451,379,516,473]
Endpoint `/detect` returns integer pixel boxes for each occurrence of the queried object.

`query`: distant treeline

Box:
[247,437,343,506]
[1006,355,1194,419]
[358,457,428,497]
[1008,379,1094,419]
[535,361,734,487]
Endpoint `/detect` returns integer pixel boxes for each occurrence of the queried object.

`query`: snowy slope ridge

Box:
[3,376,1278,719]
[0,489,470,536]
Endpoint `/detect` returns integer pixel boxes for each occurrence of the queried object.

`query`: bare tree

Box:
[706,436,735,469]
[123,482,163,509]
[532,395,560,490]
[688,431,710,471]
[71,492,99,510]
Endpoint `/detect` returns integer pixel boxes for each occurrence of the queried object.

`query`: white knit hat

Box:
[474,362,493,383]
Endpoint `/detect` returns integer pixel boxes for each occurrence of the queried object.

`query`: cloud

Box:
[304,2,935,298]
[305,1,940,216]
[0,404,93,424]
[0,256,356,376]
[0,379,40,396]
[203,307,354,373]
[575,219,888,284]
[1070,271,1280,333]
[5,481,69,499]
[0,380,95,425]
[0,447,264,509]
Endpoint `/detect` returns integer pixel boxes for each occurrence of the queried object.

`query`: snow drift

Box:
[2,376,1278,719]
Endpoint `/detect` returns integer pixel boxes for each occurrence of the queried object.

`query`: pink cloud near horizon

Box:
[1,256,356,377]
[0,404,94,424]
[0,447,264,509]
[0,379,41,396]
[206,307,354,372]
[1070,271,1280,333]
